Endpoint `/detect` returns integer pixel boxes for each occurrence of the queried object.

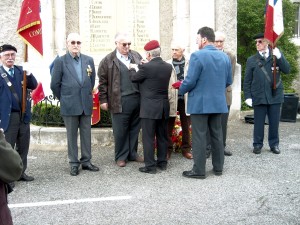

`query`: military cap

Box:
[0,44,17,53]
[253,33,264,40]
[144,40,160,51]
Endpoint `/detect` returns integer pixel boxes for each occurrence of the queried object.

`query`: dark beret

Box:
[0,44,17,53]
[253,33,264,40]
[144,40,160,51]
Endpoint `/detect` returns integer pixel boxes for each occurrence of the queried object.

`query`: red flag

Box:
[17,0,43,55]
[264,0,284,47]
[31,82,45,105]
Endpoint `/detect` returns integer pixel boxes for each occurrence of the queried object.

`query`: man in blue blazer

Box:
[0,44,37,182]
[179,27,232,179]
[51,33,99,176]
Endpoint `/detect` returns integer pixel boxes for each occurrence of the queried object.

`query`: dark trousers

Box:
[0,182,13,225]
[63,114,92,167]
[111,94,141,161]
[4,112,30,173]
[141,117,168,169]
[253,103,281,148]
[167,99,191,151]
[191,114,224,175]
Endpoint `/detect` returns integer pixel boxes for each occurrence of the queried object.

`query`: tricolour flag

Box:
[17,0,43,55]
[264,0,284,47]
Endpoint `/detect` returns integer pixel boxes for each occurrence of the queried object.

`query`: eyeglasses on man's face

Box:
[70,41,82,45]
[215,40,224,43]
[119,42,131,47]
[255,40,263,44]
[2,52,16,58]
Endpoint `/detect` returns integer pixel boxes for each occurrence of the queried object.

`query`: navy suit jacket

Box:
[179,45,232,114]
[50,53,95,116]
[129,57,172,119]
[0,65,38,131]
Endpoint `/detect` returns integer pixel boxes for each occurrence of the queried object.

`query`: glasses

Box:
[2,53,16,58]
[215,40,224,43]
[120,42,131,47]
[255,40,263,44]
[70,41,82,45]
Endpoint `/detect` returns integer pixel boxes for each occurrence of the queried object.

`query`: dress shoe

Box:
[224,149,232,156]
[139,167,156,174]
[253,147,262,154]
[18,173,34,181]
[213,170,223,176]
[70,166,79,176]
[82,164,99,171]
[135,156,144,162]
[182,170,206,179]
[116,160,126,167]
[157,164,167,170]
[270,146,280,154]
[182,150,193,159]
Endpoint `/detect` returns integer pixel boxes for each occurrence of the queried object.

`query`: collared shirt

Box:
[116,50,131,68]
[2,65,13,75]
[259,48,269,59]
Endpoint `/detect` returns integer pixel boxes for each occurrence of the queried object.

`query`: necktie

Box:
[262,51,267,60]
[9,68,14,77]
[74,56,79,62]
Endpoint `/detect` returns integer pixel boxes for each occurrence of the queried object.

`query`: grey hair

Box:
[67,33,81,42]
[147,48,161,57]
[214,31,226,40]
[114,32,131,42]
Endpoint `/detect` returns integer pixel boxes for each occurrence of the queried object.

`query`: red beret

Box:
[144,40,160,51]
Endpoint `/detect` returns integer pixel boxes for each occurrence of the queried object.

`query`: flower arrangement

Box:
[171,112,192,151]
[87,65,92,76]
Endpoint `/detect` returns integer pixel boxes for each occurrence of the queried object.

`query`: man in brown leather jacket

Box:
[0,128,23,225]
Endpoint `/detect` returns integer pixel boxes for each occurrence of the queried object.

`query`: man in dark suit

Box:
[51,33,99,176]
[243,33,290,155]
[179,27,232,179]
[0,44,37,182]
[129,40,172,174]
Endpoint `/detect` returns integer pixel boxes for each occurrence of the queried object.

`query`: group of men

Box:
[0,26,290,190]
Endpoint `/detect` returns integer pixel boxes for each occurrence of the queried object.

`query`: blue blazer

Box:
[50,53,96,116]
[0,65,38,131]
[179,45,232,114]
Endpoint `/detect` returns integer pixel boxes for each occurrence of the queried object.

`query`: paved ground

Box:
[8,117,300,225]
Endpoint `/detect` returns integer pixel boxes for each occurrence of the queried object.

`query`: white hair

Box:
[67,33,81,42]
[214,31,226,40]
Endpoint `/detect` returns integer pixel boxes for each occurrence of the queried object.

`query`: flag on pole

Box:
[31,82,45,105]
[17,0,43,55]
[264,0,284,47]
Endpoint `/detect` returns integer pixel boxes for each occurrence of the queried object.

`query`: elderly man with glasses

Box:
[51,33,99,176]
[98,32,144,167]
[243,33,290,155]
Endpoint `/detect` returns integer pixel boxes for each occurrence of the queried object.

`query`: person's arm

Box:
[50,57,63,100]
[0,130,23,183]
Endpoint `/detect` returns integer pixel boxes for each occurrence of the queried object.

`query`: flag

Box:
[31,82,45,105]
[264,0,284,47]
[17,0,43,55]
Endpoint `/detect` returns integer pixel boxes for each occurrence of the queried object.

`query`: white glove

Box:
[272,47,281,59]
[22,62,31,75]
[129,63,139,72]
[245,98,253,107]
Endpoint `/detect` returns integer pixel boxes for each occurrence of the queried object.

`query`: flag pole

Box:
[272,46,277,96]
[21,43,28,121]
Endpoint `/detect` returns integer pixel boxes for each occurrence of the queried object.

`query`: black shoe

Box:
[139,167,156,174]
[82,164,99,172]
[213,170,223,176]
[224,149,232,156]
[182,170,206,179]
[157,164,167,170]
[18,173,34,181]
[70,166,79,176]
[270,146,280,154]
[253,147,262,154]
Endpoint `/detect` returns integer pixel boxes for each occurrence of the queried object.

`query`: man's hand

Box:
[100,103,108,111]
[273,47,281,59]
[245,98,253,107]
[22,62,31,75]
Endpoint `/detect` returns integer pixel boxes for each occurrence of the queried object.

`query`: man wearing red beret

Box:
[129,40,173,174]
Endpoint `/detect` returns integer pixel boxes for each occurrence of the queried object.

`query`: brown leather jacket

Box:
[98,49,143,113]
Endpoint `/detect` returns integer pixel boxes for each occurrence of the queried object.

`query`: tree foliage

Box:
[237,0,298,92]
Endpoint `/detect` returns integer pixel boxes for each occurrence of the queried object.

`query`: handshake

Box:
[172,81,183,89]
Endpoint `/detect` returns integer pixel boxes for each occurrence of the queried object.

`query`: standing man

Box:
[129,40,172,174]
[206,31,236,157]
[179,27,232,179]
[0,128,23,225]
[98,32,144,167]
[243,33,290,154]
[51,33,99,176]
[167,41,193,160]
[0,44,37,182]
